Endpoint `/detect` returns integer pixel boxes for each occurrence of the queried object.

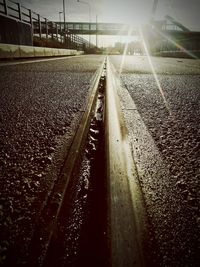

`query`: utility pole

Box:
[63,0,66,44]
[59,11,63,42]
[151,0,158,23]
[77,0,91,48]
[96,14,98,48]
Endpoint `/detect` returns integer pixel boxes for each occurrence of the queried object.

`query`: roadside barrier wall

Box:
[0,43,84,59]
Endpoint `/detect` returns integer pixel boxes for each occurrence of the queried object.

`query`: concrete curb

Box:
[153,50,200,59]
[105,57,145,267]
[0,43,84,59]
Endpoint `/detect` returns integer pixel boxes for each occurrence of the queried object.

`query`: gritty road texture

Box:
[0,55,104,265]
[110,55,200,267]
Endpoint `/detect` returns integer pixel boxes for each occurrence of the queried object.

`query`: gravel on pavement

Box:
[0,55,104,265]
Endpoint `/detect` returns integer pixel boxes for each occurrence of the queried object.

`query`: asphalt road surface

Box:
[0,54,200,267]
[0,55,104,265]
[110,55,200,267]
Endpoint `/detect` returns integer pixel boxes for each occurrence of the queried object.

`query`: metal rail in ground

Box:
[27,59,106,267]
[105,57,145,267]
[22,56,146,267]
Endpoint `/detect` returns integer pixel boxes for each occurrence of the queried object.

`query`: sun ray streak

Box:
[119,25,134,75]
[139,27,172,115]
[153,27,198,59]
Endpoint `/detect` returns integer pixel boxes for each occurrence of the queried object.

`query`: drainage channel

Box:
[42,64,109,267]
[26,60,110,267]
[26,57,145,267]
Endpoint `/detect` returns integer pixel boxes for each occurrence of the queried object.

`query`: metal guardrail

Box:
[0,0,93,50]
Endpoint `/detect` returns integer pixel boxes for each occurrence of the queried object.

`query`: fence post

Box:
[70,33,72,49]
[74,35,78,50]
[29,9,33,45]
[56,24,58,41]
[71,34,74,49]
[38,14,42,39]
[29,9,32,25]
[51,22,54,39]
[3,0,8,15]
[66,31,69,48]
[17,3,22,21]
[74,35,76,49]
[77,36,80,50]
[73,34,76,49]
[45,18,48,40]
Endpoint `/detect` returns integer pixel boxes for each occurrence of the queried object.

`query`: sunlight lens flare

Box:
[153,27,198,60]
[139,27,172,115]
[119,25,134,75]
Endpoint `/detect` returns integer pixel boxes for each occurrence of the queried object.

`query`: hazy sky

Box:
[18,0,200,29]
[18,0,200,46]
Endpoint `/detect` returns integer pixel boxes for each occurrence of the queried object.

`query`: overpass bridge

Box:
[0,0,200,56]
[56,20,200,57]
[56,22,138,36]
